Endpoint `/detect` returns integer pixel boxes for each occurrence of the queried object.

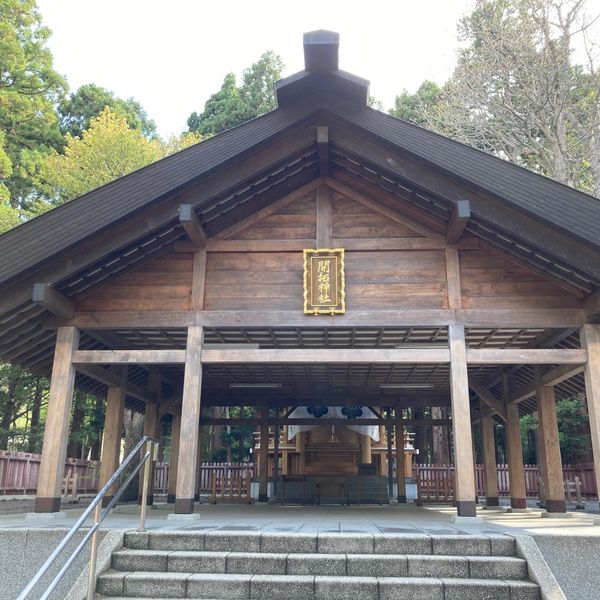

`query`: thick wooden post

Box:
[504,375,527,509]
[395,409,406,502]
[449,324,477,517]
[361,435,372,464]
[536,368,566,513]
[194,425,203,500]
[581,325,600,501]
[35,326,79,513]
[138,373,160,505]
[480,413,499,506]
[167,413,181,503]
[295,431,305,474]
[174,325,203,514]
[258,405,269,502]
[99,383,125,507]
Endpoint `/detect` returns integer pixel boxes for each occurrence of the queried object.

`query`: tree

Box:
[58,83,157,139]
[188,51,283,136]
[0,0,66,209]
[415,0,600,195]
[42,107,163,203]
[389,81,442,126]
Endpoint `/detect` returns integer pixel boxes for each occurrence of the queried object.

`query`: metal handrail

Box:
[17,436,159,600]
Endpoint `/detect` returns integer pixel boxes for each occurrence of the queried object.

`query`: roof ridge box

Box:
[304,30,340,73]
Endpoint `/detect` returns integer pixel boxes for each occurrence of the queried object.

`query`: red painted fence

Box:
[413,463,598,498]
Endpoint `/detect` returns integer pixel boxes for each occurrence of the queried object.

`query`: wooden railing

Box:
[0,450,99,495]
[413,463,598,498]
[153,462,255,494]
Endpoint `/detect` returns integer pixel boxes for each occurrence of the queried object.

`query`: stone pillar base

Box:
[258,494,269,503]
[545,499,567,513]
[26,511,66,520]
[485,497,500,507]
[397,495,407,503]
[167,494,176,504]
[174,497,194,514]
[511,497,528,509]
[456,500,477,517]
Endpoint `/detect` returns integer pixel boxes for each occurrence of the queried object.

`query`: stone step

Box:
[124,531,516,557]
[112,549,529,580]
[96,571,540,599]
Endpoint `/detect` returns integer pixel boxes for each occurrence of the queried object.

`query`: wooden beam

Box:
[45,308,586,330]
[175,239,317,253]
[541,364,585,387]
[191,249,207,311]
[203,395,452,407]
[316,185,333,248]
[317,126,329,176]
[200,417,452,426]
[72,350,186,364]
[179,204,207,247]
[469,379,506,421]
[324,176,444,239]
[215,177,324,240]
[32,283,74,320]
[584,288,600,319]
[509,381,535,405]
[75,364,156,403]
[466,348,586,365]
[200,348,450,364]
[446,200,471,244]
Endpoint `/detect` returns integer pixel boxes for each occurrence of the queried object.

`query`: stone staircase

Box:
[96,530,540,599]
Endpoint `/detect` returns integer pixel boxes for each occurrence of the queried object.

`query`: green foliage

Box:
[58,83,157,139]
[42,107,163,203]
[0,0,66,209]
[556,397,589,463]
[188,51,283,137]
[389,81,442,126]
[520,414,537,464]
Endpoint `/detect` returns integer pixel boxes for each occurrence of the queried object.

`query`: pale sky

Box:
[36,0,600,138]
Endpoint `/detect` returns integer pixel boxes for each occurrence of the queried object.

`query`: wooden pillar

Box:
[194,425,203,500]
[167,413,181,503]
[316,185,333,248]
[536,367,566,513]
[504,375,527,509]
[395,409,406,502]
[295,431,305,474]
[273,420,280,501]
[174,325,203,514]
[386,413,394,498]
[449,324,477,517]
[361,435,372,464]
[99,382,125,507]
[258,405,269,502]
[481,413,499,506]
[138,373,161,505]
[35,327,79,513]
[581,325,600,501]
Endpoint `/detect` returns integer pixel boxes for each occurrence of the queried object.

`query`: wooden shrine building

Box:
[1,31,600,518]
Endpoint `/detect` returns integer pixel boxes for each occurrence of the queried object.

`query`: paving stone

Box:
[123,571,187,598]
[287,553,347,576]
[205,531,261,552]
[148,531,204,551]
[250,574,314,600]
[187,573,252,599]
[227,552,286,574]
[489,535,516,556]
[318,533,374,554]
[315,575,378,600]
[168,551,228,573]
[373,534,432,555]
[260,532,317,553]
[96,571,125,596]
[431,535,491,556]
[408,555,469,578]
[442,578,510,600]
[346,554,408,577]
[112,549,168,572]
[468,556,528,580]
[508,580,541,600]
[378,576,444,600]
[124,530,149,549]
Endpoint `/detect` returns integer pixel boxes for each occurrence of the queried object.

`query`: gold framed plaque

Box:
[303,248,345,315]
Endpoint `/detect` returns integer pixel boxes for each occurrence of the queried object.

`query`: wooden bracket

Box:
[32,283,74,319]
[317,126,329,176]
[179,204,207,247]
[469,378,507,421]
[446,199,471,244]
